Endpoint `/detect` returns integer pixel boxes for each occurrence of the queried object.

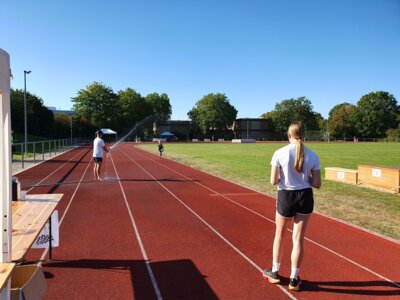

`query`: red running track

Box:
[15,144,400,299]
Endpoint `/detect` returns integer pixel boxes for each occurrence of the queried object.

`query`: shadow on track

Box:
[301,279,400,296]
[43,258,218,300]
[23,178,199,189]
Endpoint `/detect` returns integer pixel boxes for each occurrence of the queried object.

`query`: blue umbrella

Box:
[160,131,174,136]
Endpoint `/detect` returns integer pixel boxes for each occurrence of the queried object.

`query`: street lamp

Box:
[23,70,31,154]
[69,112,73,145]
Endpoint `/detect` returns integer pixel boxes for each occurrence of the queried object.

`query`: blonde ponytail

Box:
[288,121,305,173]
[294,138,304,173]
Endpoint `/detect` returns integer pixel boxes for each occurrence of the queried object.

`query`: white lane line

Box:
[109,153,163,300]
[138,147,400,245]
[39,153,93,261]
[122,150,297,300]
[135,150,400,289]
[27,148,87,192]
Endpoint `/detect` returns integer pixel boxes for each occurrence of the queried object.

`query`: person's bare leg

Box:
[97,162,103,180]
[288,213,310,290]
[93,163,98,180]
[273,212,290,264]
[264,212,290,283]
[291,213,310,270]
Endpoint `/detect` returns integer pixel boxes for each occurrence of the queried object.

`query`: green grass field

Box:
[138,142,400,241]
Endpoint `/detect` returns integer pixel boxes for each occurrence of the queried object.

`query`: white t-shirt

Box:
[271,143,320,190]
[93,137,105,158]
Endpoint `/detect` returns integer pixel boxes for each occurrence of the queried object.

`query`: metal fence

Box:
[12,138,86,169]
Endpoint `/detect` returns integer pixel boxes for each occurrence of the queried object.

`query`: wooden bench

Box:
[358,164,400,193]
[12,194,62,262]
[1,193,62,294]
[325,167,358,185]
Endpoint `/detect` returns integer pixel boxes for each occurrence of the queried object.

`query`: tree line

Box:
[260,91,400,140]
[10,82,172,139]
[10,81,400,141]
[188,90,399,141]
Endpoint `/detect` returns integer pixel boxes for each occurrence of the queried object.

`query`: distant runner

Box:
[158,140,164,157]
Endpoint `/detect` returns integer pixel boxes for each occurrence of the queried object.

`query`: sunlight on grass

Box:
[138,142,400,240]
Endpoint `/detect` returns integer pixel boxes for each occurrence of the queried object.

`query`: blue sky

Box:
[2,0,400,120]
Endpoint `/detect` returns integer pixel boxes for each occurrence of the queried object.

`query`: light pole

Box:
[24,70,31,154]
[69,112,73,146]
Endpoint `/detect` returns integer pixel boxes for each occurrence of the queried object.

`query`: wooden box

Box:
[358,164,400,193]
[325,167,358,185]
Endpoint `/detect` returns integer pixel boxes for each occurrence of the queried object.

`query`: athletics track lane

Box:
[19,146,156,299]
[110,147,288,299]
[15,144,399,299]
[128,144,399,299]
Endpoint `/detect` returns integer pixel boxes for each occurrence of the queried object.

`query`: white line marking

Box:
[27,148,87,192]
[110,153,163,300]
[139,146,400,245]
[135,149,400,289]
[122,150,297,300]
[39,152,93,261]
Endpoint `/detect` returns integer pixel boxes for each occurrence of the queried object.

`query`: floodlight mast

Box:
[24,70,31,154]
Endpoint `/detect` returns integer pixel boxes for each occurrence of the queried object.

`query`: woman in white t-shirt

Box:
[263,121,321,291]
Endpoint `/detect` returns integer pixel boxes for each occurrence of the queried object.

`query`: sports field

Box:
[138,142,400,240]
[15,144,400,298]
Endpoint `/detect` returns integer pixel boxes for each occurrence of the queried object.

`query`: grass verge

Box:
[138,142,400,241]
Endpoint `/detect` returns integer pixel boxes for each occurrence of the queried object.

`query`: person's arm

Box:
[101,140,109,153]
[270,165,280,185]
[309,169,321,189]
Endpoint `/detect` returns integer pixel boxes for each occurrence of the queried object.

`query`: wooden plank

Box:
[0,263,15,291]
[324,167,358,173]
[358,164,400,193]
[325,167,358,185]
[11,194,62,262]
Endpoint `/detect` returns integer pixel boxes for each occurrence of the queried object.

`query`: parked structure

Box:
[157,118,273,141]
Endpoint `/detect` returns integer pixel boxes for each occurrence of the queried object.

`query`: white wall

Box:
[0,48,12,263]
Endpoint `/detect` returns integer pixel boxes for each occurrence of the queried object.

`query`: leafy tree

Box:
[10,89,54,136]
[327,103,357,138]
[72,82,118,130]
[117,88,150,130]
[315,112,327,132]
[145,93,172,135]
[353,91,399,138]
[188,93,237,137]
[53,114,71,138]
[268,97,321,138]
[74,116,96,138]
[386,128,400,141]
[260,112,273,119]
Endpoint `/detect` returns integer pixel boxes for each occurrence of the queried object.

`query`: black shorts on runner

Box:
[277,188,314,218]
[93,157,103,163]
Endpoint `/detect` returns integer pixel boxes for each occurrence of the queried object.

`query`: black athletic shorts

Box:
[93,157,103,163]
[277,188,314,218]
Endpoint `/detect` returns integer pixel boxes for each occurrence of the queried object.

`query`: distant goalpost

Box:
[305,130,330,142]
